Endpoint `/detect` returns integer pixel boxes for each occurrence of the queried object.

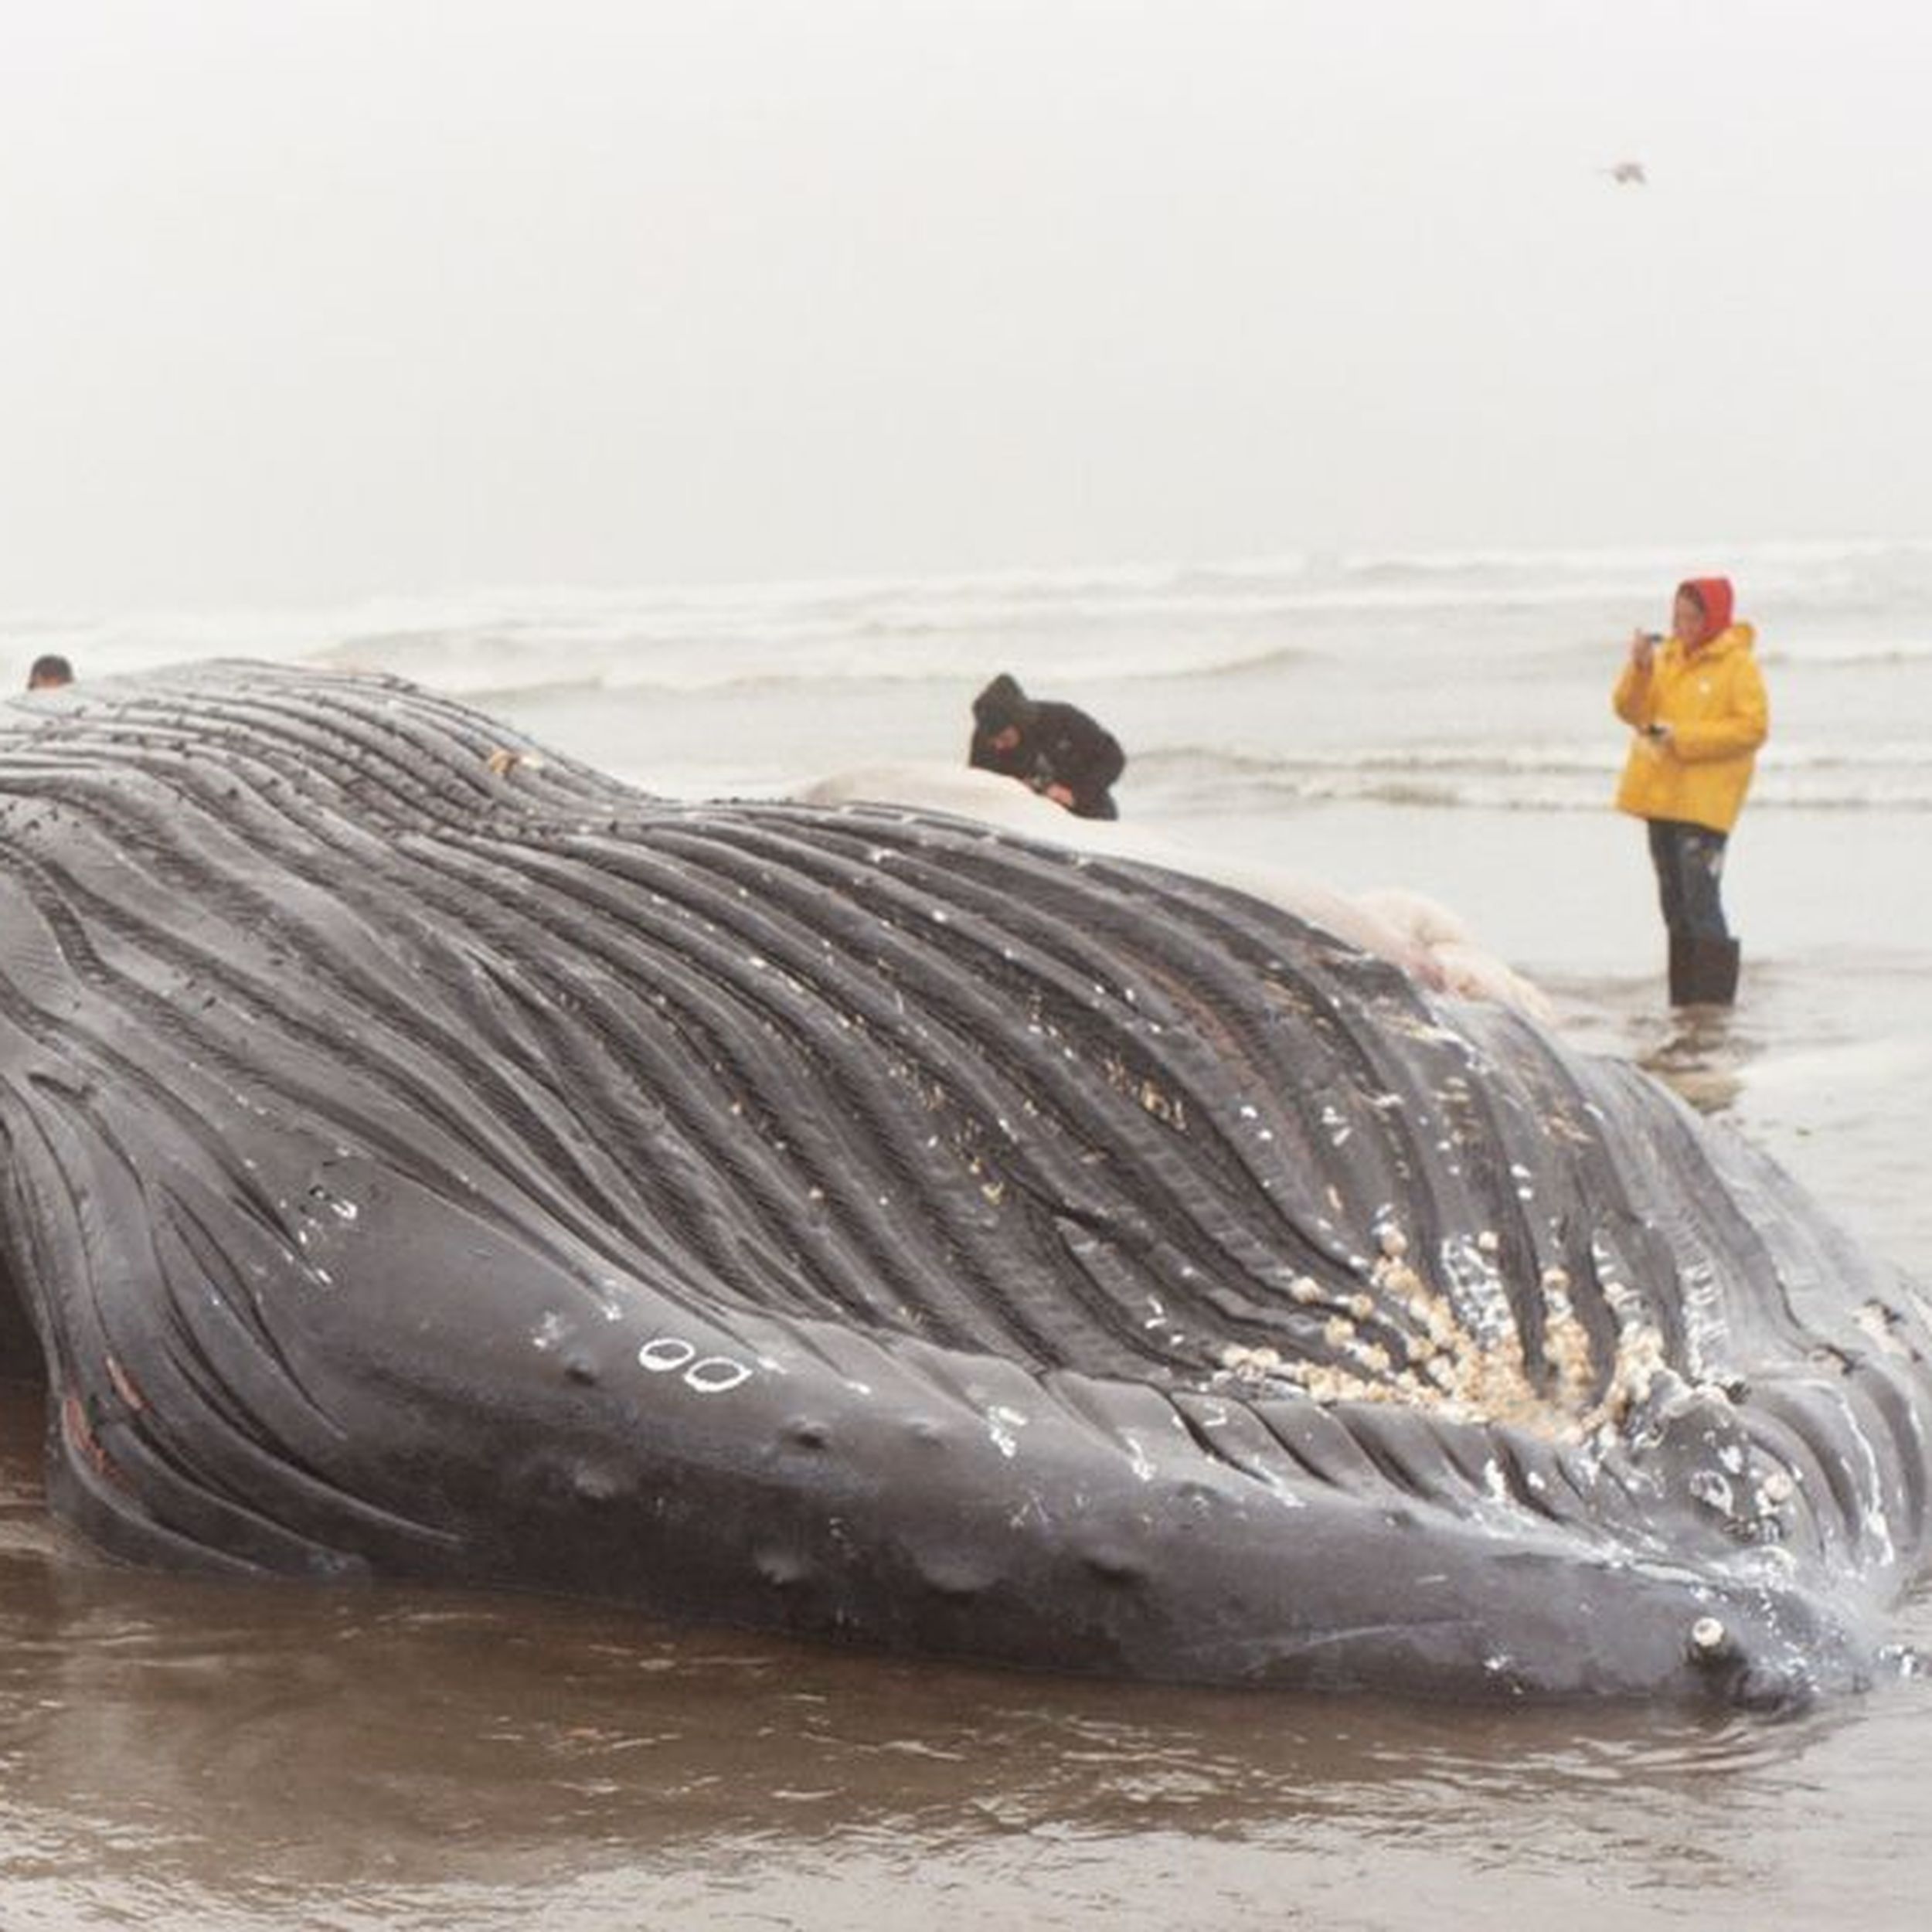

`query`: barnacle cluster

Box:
[1216,1219,1679,1448]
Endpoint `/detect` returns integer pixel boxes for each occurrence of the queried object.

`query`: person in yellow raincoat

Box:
[1611,575,1769,1005]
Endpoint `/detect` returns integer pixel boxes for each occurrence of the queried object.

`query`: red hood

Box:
[1679,576,1735,645]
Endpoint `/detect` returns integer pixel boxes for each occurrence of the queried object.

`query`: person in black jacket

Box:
[968,673,1125,820]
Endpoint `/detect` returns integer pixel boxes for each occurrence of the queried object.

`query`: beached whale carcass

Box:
[0,662,1927,1705]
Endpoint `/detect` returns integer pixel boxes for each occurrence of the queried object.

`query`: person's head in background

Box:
[26,654,73,692]
[1671,577,1733,651]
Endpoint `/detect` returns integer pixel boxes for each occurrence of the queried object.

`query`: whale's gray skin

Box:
[1,662,1927,1706]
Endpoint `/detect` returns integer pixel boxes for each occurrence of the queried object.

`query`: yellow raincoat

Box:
[1612,624,1768,834]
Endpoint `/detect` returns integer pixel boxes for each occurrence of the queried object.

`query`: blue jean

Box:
[1646,819,1730,940]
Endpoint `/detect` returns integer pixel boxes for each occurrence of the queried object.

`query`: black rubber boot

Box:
[1701,937,1740,1004]
[1672,937,1740,1006]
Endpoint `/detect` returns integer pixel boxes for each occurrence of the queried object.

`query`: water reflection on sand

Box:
[2,1374,1927,1931]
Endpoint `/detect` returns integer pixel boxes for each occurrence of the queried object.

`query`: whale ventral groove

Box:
[1,658,1929,1706]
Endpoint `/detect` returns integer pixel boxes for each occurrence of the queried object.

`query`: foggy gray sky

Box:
[2,0,1927,607]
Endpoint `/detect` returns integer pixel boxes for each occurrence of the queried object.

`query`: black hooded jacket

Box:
[968,673,1124,820]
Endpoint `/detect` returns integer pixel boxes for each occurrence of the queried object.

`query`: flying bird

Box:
[1603,160,1647,185]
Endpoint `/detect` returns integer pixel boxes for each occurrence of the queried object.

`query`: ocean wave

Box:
[1134,741,1932,815]
[6,532,1930,709]
[298,538,1932,696]
[1766,640,1932,669]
